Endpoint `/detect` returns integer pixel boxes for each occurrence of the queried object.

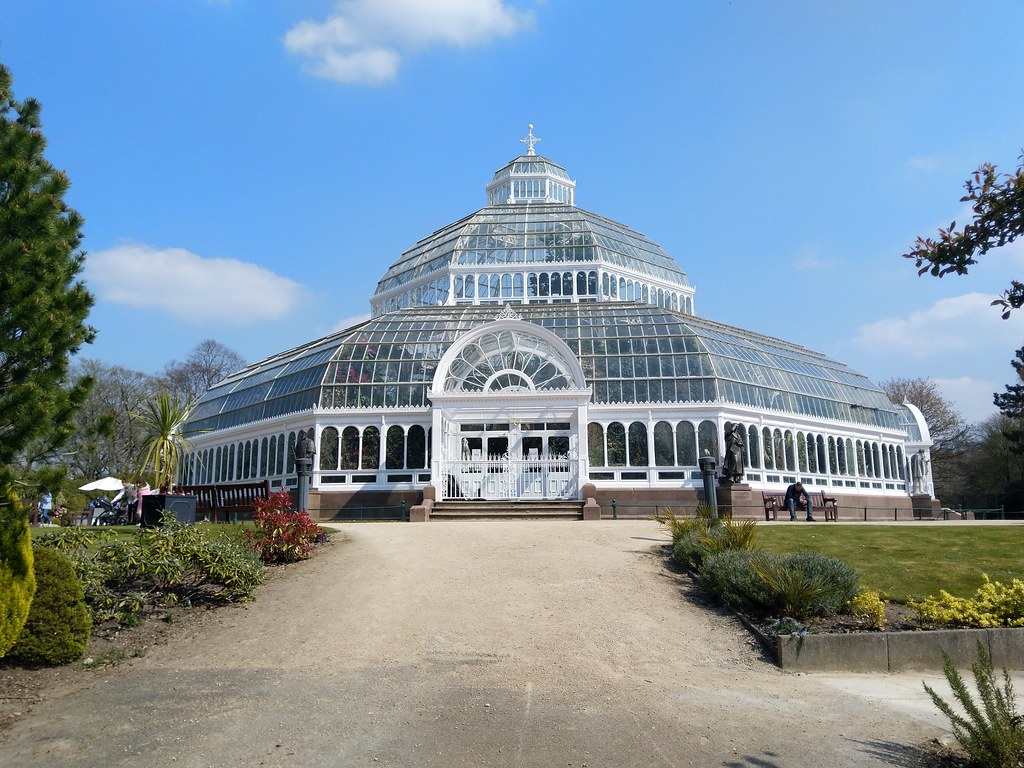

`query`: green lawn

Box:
[755,525,1024,602]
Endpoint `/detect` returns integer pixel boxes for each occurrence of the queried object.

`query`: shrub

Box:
[848,587,888,630]
[37,521,263,627]
[924,640,1024,767]
[246,491,325,564]
[0,485,35,658]
[699,517,759,554]
[672,529,708,569]
[910,575,1024,628]
[657,506,758,570]
[750,550,858,620]
[697,549,774,614]
[5,547,91,666]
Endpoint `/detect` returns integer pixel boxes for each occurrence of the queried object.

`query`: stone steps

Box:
[429,499,583,520]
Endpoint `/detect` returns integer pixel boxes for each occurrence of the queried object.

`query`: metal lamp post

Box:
[699,455,719,519]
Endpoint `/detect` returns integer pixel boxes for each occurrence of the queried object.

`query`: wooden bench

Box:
[177,480,271,523]
[762,490,837,521]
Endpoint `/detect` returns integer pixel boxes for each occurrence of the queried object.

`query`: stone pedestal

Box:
[911,493,938,519]
[716,483,753,518]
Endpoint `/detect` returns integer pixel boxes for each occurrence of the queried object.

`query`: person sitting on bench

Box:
[784,482,815,521]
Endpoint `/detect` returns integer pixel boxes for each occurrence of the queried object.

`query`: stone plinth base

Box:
[716,483,754,518]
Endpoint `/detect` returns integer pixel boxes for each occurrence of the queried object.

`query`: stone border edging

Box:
[741,617,1024,672]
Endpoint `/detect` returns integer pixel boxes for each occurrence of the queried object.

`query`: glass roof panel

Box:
[186,303,901,434]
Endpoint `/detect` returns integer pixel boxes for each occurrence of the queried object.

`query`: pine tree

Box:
[0,61,95,472]
[993,344,1024,455]
[0,60,94,656]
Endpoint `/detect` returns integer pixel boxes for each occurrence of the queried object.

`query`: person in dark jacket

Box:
[784,481,815,521]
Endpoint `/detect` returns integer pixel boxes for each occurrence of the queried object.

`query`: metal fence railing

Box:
[600,501,1019,522]
[331,502,408,522]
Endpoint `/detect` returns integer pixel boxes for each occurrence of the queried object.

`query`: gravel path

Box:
[1,520,952,767]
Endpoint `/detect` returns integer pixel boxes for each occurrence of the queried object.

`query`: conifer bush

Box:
[924,640,1024,767]
[0,486,36,658]
[6,547,90,666]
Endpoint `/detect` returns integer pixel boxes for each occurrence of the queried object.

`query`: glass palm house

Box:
[182,128,934,518]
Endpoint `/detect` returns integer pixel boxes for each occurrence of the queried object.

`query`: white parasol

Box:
[78,476,124,492]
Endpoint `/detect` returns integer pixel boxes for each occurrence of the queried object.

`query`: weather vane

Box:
[520,124,540,156]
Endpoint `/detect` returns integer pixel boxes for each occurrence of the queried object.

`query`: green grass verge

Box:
[755,525,1024,602]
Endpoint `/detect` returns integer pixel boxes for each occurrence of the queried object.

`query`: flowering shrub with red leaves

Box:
[246,491,325,565]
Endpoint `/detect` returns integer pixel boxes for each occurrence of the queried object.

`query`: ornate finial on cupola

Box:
[519,124,540,156]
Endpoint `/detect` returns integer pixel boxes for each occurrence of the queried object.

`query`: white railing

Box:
[440,453,577,500]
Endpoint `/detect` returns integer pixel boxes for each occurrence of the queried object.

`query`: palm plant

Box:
[135,391,196,492]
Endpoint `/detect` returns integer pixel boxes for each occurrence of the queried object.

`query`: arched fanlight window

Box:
[444,329,576,393]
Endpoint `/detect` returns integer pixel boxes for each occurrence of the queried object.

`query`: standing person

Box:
[784,481,815,522]
[135,481,151,524]
[39,491,53,525]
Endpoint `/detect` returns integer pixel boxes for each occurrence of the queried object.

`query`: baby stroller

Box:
[89,496,132,526]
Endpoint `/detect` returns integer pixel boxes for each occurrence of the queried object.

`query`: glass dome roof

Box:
[373,205,690,297]
[186,303,900,434]
[372,136,690,311]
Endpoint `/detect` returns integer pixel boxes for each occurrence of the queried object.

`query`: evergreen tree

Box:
[0,61,95,476]
[993,344,1024,455]
[0,59,93,655]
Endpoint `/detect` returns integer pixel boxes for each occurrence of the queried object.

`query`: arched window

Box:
[654,421,674,466]
[816,436,827,474]
[588,422,606,467]
[260,437,269,477]
[762,427,774,469]
[340,427,359,469]
[286,432,296,474]
[698,420,718,459]
[386,425,405,470]
[783,430,795,471]
[361,426,380,469]
[513,273,524,298]
[277,433,286,475]
[627,422,648,467]
[676,421,696,466]
[856,441,866,477]
[746,426,760,469]
[229,444,237,481]
[407,425,426,469]
[268,436,277,475]
[797,432,808,472]
[465,274,475,299]
[539,272,550,296]
[607,422,626,466]
[320,427,339,471]
[562,272,572,296]
[895,446,905,480]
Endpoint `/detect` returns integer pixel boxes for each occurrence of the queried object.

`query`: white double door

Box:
[448,422,575,500]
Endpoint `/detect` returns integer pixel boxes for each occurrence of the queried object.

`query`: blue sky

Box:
[2,0,1023,424]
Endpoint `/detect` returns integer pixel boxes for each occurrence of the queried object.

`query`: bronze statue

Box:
[722,424,745,483]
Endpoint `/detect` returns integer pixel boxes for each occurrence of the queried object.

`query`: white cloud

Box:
[284,0,535,84]
[331,312,371,333]
[86,243,306,324]
[934,376,999,425]
[852,292,1024,359]
[907,154,947,172]
[792,245,838,271]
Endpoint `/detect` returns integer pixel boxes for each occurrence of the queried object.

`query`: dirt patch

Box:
[0,544,316,736]
[0,522,969,768]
